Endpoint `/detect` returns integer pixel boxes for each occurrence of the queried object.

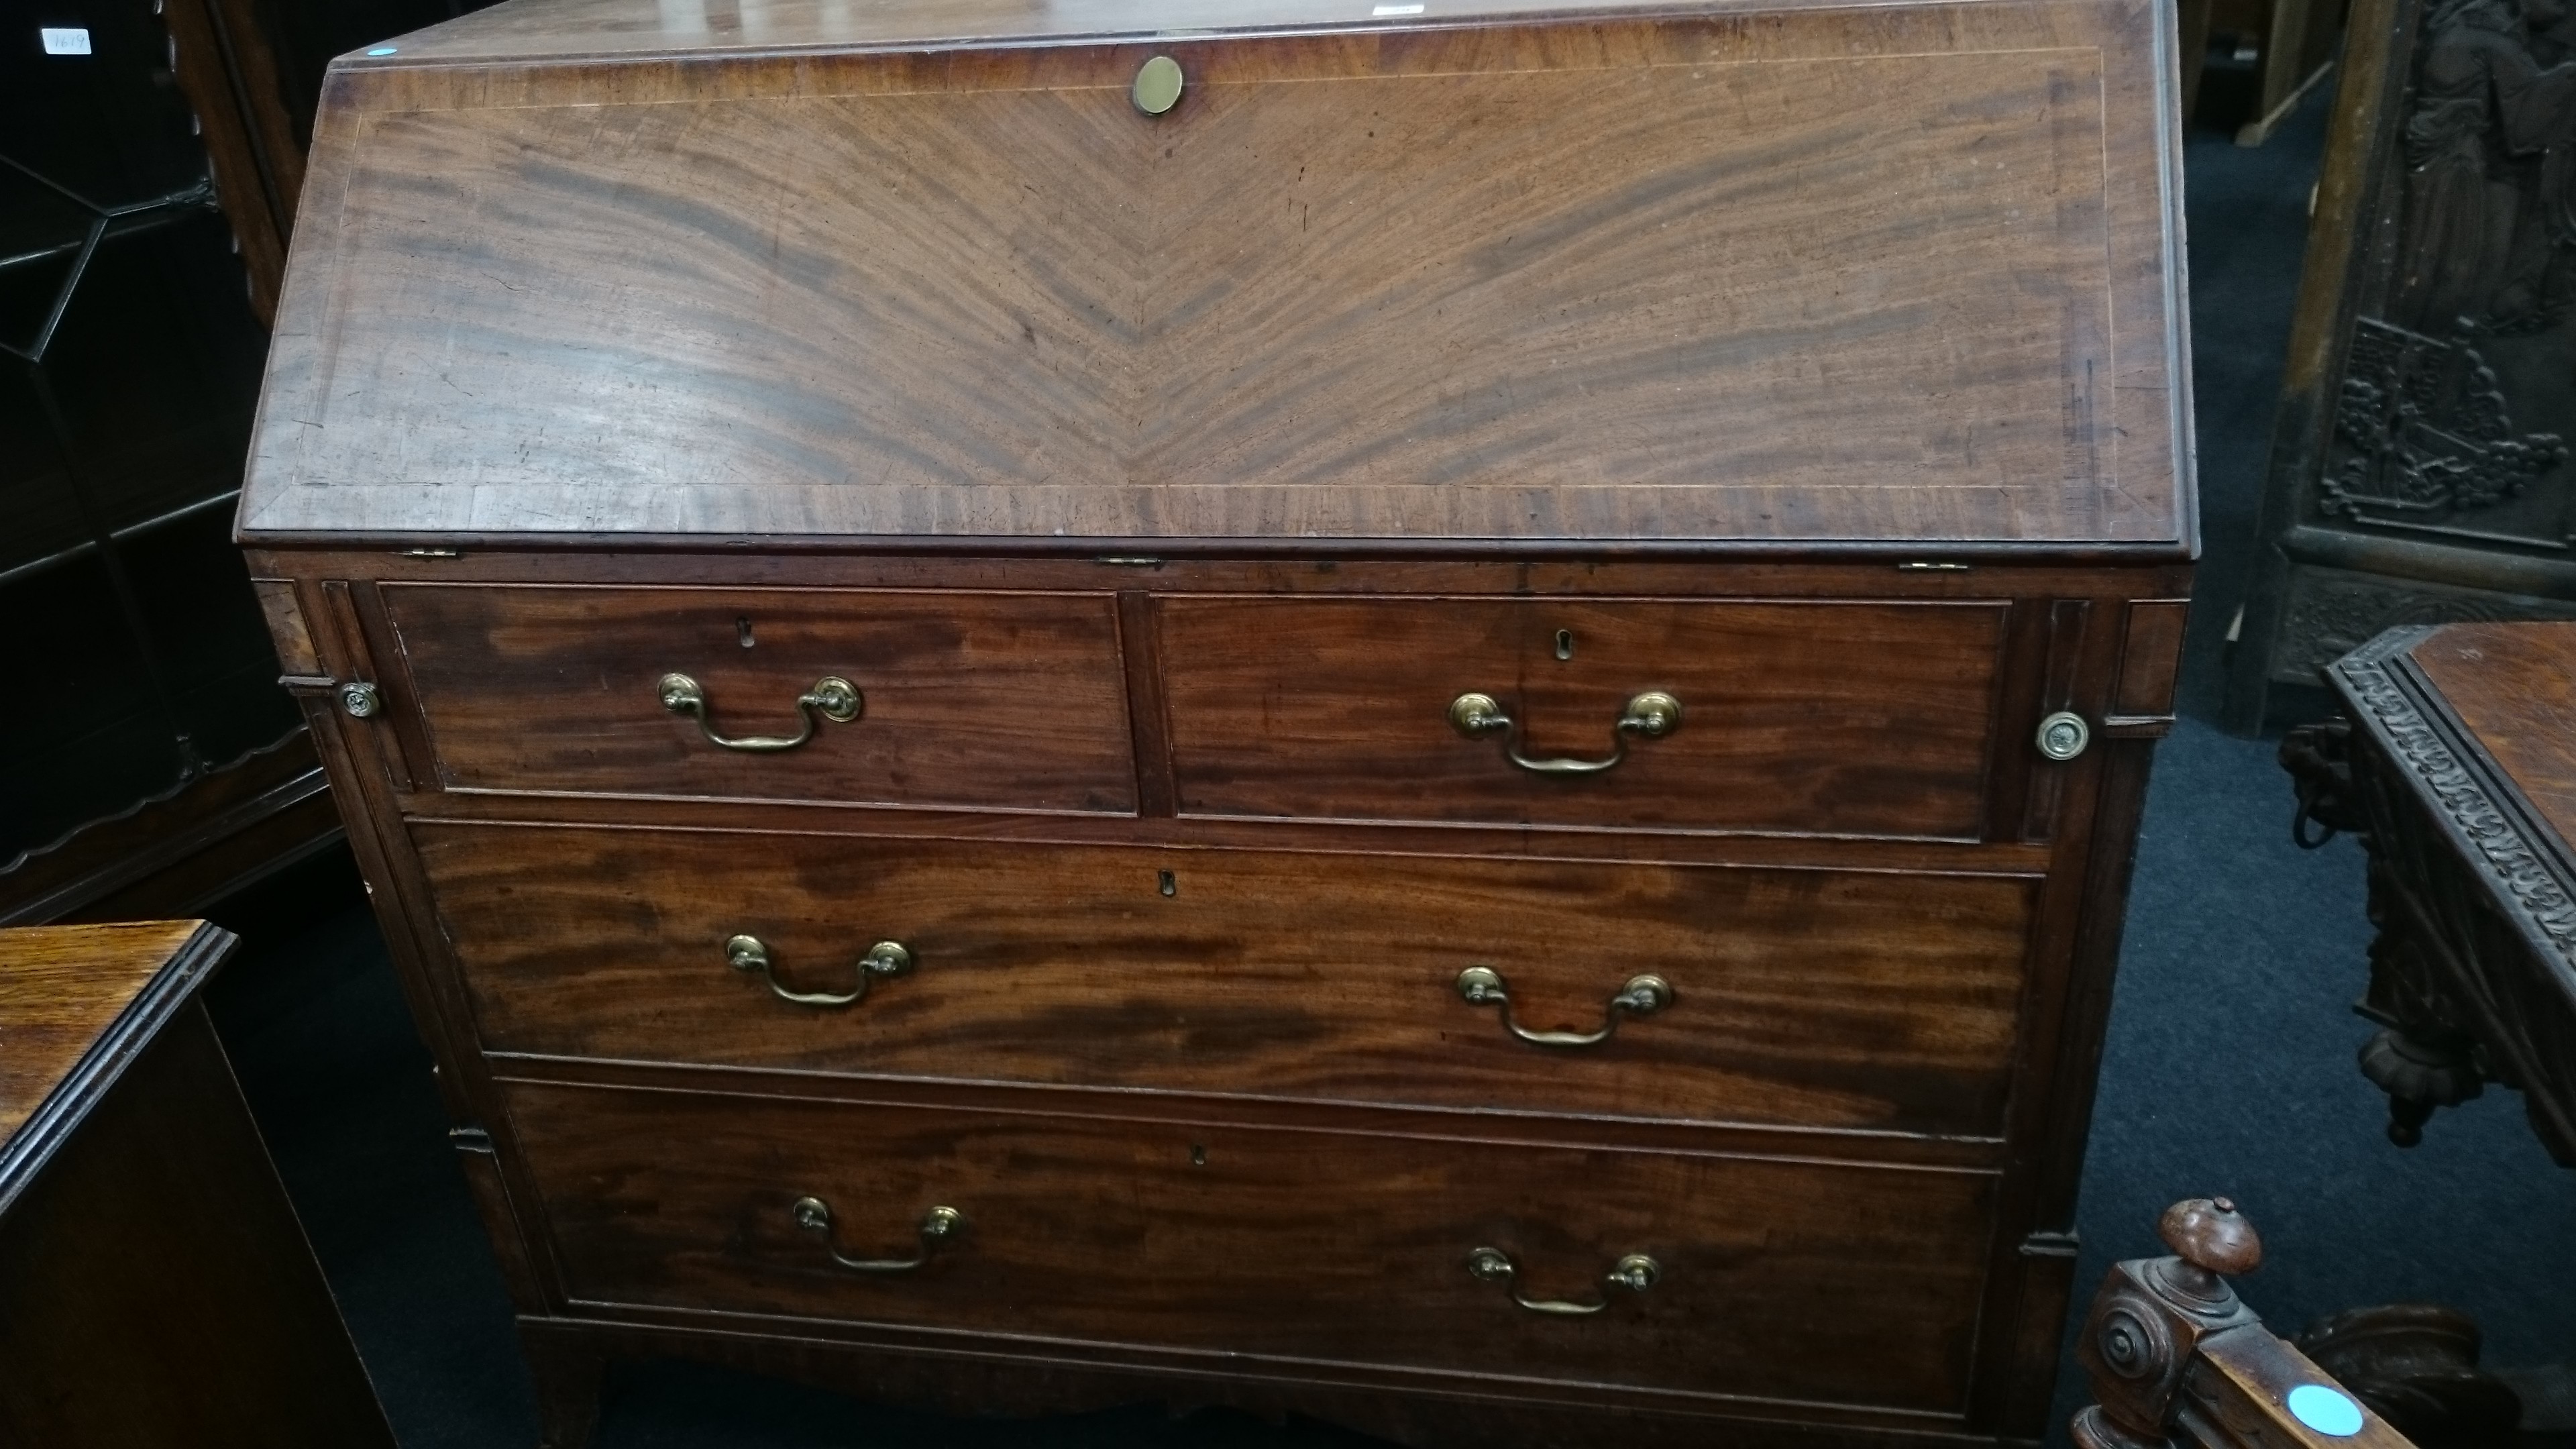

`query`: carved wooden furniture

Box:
[2282,622,2576,1164]
[238,0,2198,1442]
[2227,0,2576,731]
[2070,1199,2418,1449]
[0,920,395,1447]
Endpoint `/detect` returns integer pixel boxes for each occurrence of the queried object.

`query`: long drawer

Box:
[503,1079,1996,1415]
[421,823,2036,1135]
[1154,596,2009,838]
[377,584,1137,812]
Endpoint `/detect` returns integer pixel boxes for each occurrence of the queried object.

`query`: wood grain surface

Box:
[0,922,207,1144]
[379,584,1136,811]
[1158,596,2007,837]
[419,822,2038,1134]
[502,1077,1997,1414]
[2409,623,2576,852]
[0,1002,398,1449]
[239,0,2189,547]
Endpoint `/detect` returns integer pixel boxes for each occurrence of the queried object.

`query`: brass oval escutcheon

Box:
[1132,55,1184,115]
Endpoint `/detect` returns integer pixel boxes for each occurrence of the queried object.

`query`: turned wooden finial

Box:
[2072,1198,2273,1449]
[2159,1197,2262,1275]
[2153,1197,2262,1308]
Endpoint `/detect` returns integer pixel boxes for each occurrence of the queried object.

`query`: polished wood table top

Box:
[0,920,231,1211]
[2407,625,2576,860]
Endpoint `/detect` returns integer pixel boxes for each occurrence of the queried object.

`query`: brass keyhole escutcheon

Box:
[1132,55,1184,115]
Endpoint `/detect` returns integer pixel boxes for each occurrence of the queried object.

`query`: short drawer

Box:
[504,1079,1995,1416]
[423,823,2035,1135]
[1155,597,2008,838]
[378,584,1136,812]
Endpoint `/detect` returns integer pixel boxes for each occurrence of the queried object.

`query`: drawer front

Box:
[423,824,2035,1135]
[505,1081,1995,1415]
[1157,598,2006,837]
[380,584,1136,812]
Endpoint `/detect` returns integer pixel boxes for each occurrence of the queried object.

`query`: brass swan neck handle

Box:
[659,672,860,752]
[792,1197,963,1273]
[726,934,912,1008]
[1465,1246,1660,1315]
[1447,690,1680,775]
[1454,965,1672,1048]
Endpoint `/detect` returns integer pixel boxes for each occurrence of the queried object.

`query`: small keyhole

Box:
[1158,870,1177,898]
[1554,629,1574,661]
[737,617,755,648]
[1189,1144,1207,1166]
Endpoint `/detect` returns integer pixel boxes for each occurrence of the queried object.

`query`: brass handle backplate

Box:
[792,1196,962,1273]
[727,934,912,1008]
[1455,965,1672,1048]
[1465,1246,1660,1316]
[659,672,859,752]
[1448,691,1680,775]
[2035,710,2091,761]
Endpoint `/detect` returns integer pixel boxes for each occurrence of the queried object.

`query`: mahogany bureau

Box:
[236,0,2197,1442]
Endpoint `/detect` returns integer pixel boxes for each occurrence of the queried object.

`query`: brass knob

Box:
[338,681,382,718]
[1621,690,1682,739]
[1132,55,1184,115]
[2035,710,2090,761]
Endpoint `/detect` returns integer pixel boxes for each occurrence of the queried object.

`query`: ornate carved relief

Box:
[2271,571,2576,684]
[2233,0,2576,728]
[2323,320,2566,527]
[2318,0,2576,545]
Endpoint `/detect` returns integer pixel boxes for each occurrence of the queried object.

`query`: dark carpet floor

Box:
[196,77,2575,1448]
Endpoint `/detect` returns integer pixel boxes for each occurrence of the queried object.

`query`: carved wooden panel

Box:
[2231,0,2576,726]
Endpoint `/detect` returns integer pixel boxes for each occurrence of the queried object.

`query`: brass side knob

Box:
[338,681,382,718]
[2036,710,2091,761]
[1132,55,1184,115]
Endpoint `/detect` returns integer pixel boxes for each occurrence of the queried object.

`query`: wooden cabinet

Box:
[0,922,396,1448]
[238,0,2196,1443]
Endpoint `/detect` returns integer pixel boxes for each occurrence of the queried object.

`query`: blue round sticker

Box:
[2287,1384,2364,1437]
[366,45,398,55]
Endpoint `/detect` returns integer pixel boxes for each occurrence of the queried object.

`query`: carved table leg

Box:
[2355,861,2487,1148]
[2358,1024,2483,1147]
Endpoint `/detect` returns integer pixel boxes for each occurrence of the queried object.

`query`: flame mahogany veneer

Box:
[238,0,2196,1440]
